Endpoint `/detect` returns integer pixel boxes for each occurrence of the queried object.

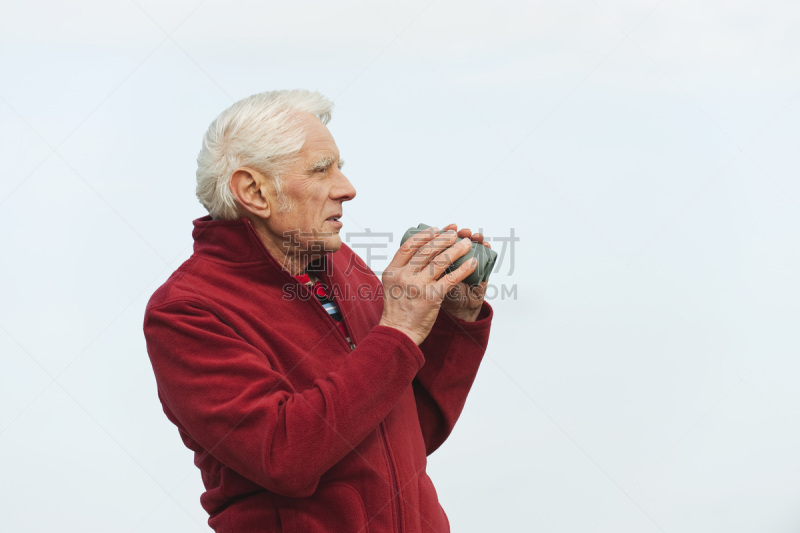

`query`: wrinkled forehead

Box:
[295,113,340,162]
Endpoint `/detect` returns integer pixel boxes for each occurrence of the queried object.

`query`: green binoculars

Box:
[401,223,497,286]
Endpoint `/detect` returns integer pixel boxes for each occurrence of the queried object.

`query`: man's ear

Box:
[230,167,272,219]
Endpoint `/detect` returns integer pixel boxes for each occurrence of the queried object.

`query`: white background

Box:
[2,0,800,531]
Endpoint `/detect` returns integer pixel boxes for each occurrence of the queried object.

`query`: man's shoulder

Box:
[144,254,214,314]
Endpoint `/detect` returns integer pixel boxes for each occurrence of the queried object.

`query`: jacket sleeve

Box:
[413,301,493,455]
[143,298,424,498]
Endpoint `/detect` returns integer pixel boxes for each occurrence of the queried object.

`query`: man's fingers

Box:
[410,230,458,270]
[427,237,472,279]
[387,223,489,283]
[437,254,478,290]
[388,226,439,268]
[441,225,485,245]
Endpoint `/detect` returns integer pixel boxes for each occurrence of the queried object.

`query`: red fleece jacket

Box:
[143,216,492,532]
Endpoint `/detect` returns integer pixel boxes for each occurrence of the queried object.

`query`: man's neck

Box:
[248,226,311,275]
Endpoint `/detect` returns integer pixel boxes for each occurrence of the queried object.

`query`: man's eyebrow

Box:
[309,155,336,171]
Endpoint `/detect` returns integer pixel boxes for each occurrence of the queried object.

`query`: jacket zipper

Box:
[318,272,356,351]
[380,421,403,532]
[306,266,400,528]
[331,301,356,351]
[339,310,356,351]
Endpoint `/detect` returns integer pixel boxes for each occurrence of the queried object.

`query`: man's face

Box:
[261,113,356,266]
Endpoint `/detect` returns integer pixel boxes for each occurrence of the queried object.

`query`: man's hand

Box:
[439,224,490,322]
[379,227,478,345]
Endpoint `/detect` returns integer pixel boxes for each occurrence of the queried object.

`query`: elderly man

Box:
[143,90,493,532]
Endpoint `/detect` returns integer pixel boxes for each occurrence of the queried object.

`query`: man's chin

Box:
[307,236,342,255]
[327,238,343,253]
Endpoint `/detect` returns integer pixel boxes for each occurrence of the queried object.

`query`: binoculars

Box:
[401,223,497,286]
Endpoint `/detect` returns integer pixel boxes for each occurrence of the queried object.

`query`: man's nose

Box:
[332,169,357,202]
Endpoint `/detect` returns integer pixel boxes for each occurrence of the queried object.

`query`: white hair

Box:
[196,89,333,220]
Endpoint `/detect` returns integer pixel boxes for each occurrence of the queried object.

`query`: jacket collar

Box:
[191,215,330,273]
